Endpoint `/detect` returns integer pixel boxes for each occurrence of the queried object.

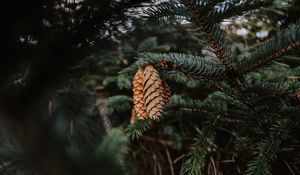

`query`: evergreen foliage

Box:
[245,126,289,175]
[106,95,133,114]
[0,140,38,175]
[1,0,300,175]
[182,127,216,175]
[121,52,225,81]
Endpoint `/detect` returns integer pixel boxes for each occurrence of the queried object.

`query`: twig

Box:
[236,165,241,174]
[221,160,235,163]
[216,126,237,136]
[173,154,186,164]
[282,159,295,175]
[153,153,157,175]
[287,76,300,80]
[210,156,217,175]
[164,145,175,175]
[157,160,163,175]
[221,152,237,163]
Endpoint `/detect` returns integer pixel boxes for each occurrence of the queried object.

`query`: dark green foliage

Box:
[182,127,216,175]
[95,128,129,175]
[122,52,225,80]
[1,0,300,175]
[127,119,153,139]
[168,92,233,114]
[244,80,298,96]
[246,126,289,175]
[120,53,225,82]
[0,140,38,175]
[106,95,133,114]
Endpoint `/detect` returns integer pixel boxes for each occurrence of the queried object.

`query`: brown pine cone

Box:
[132,65,171,122]
[133,67,147,119]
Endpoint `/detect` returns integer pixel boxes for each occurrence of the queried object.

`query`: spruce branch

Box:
[106,95,132,114]
[182,127,216,175]
[245,126,289,175]
[95,128,129,174]
[168,94,206,112]
[126,119,153,139]
[245,80,297,96]
[141,52,225,80]
[120,52,225,81]
[212,0,271,22]
[144,1,190,25]
[239,19,300,75]
[181,0,233,72]
[166,94,251,124]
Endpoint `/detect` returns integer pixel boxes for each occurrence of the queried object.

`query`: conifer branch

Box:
[245,80,297,96]
[106,95,132,114]
[144,2,190,25]
[212,0,271,22]
[120,52,226,81]
[168,95,206,112]
[126,119,153,139]
[182,127,216,175]
[239,19,300,75]
[181,0,233,72]
[170,92,235,114]
[246,126,289,175]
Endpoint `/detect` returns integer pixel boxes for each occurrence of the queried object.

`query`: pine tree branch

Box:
[182,127,216,175]
[164,145,175,175]
[106,95,133,114]
[212,0,271,22]
[245,80,297,96]
[126,119,153,139]
[144,1,190,25]
[211,82,268,127]
[246,126,289,175]
[120,52,226,81]
[181,0,233,72]
[282,159,296,175]
[239,19,300,75]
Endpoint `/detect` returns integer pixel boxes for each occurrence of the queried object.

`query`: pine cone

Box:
[132,65,171,121]
[133,68,148,119]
